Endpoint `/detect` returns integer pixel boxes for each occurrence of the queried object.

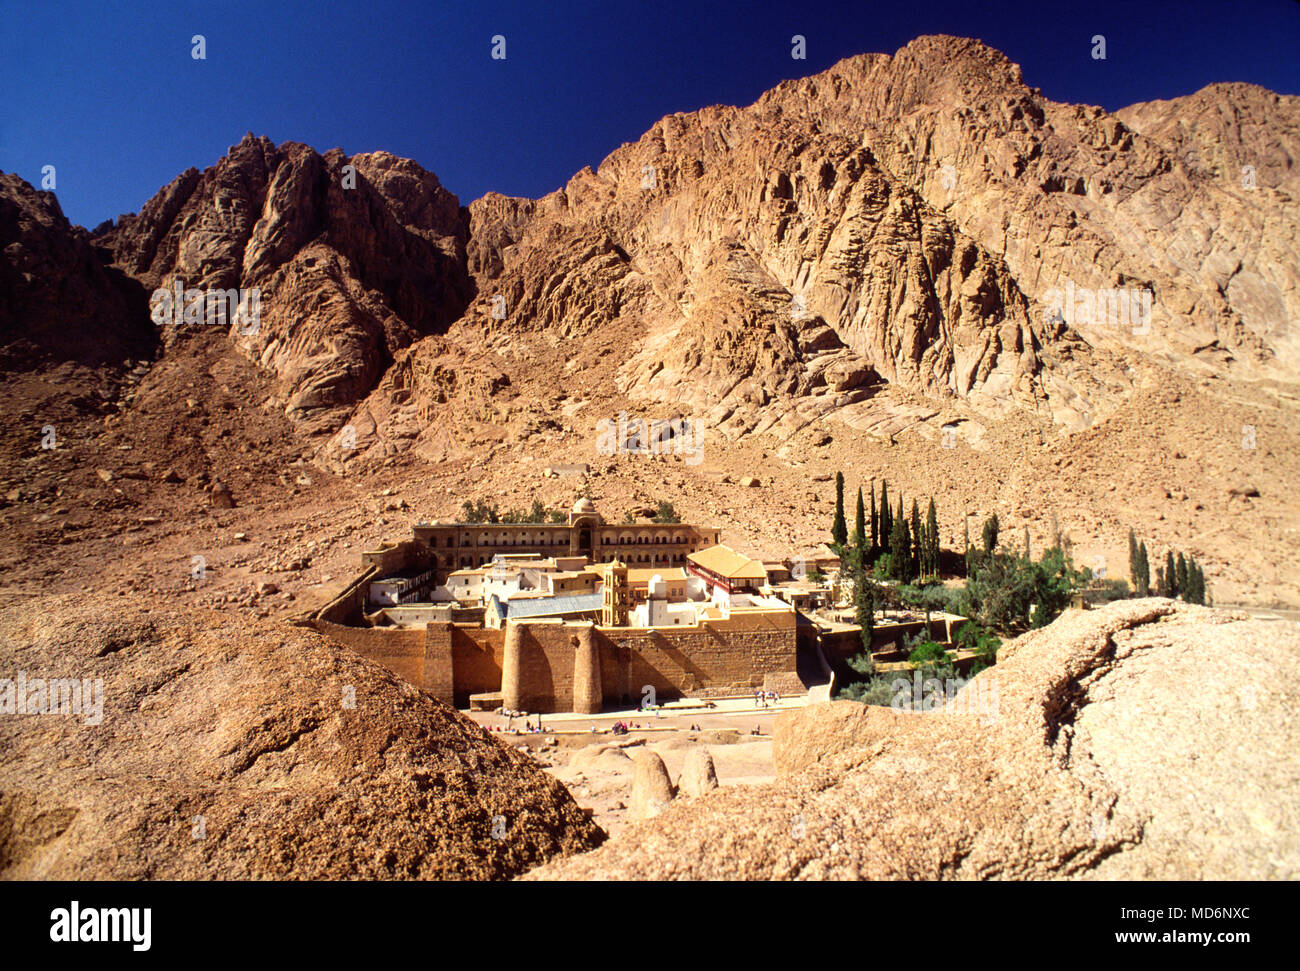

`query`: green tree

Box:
[1136,540,1150,597]
[908,641,953,668]
[1024,525,1031,560]
[869,480,878,562]
[1187,558,1205,604]
[854,486,867,551]
[968,547,1081,634]
[964,515,975,578]
[926,498,939,579]
[956,621,1002,665]
[879,480,891,554]
[888,502,911,581]
[982,513,1000,555]
[1155,564,1168,598]
[910,499,922,582]
[1176,553,1189,600]
[1166,550,1178,598]
[832,472,847,547]
[854,561,876,653]
[652,500,681,524]
[461,499,499,523]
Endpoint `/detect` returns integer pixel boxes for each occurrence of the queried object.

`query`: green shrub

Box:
[908,641,953,667]
[652,500,681,524]
[955,621,1001,662]
[837,677,898,707]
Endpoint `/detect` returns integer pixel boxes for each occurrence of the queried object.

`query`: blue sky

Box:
[2,0,1297,229]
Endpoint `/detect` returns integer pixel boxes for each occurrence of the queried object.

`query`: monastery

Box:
[309,499,808,713]
[307,498,964,714]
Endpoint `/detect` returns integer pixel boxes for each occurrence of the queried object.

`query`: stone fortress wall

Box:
[308,613,799,713]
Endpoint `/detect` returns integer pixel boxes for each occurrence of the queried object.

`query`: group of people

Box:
[753,689,781,708]
[490,709,547,734]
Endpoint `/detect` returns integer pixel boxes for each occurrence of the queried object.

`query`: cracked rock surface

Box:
[0,594,603,879]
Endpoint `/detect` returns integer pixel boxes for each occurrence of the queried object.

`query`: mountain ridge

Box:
[2,33,1297,609]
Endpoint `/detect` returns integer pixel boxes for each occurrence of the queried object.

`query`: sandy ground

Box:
[466,695,807,838]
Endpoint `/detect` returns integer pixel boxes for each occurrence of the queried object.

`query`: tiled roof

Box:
[626,567,688,583]
[686,544,768,581]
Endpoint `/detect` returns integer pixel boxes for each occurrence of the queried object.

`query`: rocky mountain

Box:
[64,36,1295,467]
[1,34,1297,611]
[331,34,1296,461]
[94,136,473,434]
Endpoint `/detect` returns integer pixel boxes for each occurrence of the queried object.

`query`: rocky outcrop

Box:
[94,136,473,431]
[0,595,603,879]
[791,39,1299,379]
[527,600,1300,879]
[0,172,153,371]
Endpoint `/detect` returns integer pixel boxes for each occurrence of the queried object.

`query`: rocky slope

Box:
[528,599,1300,879]
[0,172,153,371]
[0,594,603,879]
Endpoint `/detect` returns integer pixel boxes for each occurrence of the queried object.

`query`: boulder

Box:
[678,748,719,797]
[209,482,235,508]
[629,750,676,820]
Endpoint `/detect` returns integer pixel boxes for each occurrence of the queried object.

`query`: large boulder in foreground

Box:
[528,599,1299,879]
[0,595,603,879]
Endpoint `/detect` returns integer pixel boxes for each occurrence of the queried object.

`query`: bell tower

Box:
[601,558,629,627]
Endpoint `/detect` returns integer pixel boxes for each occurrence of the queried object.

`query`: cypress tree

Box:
[832,472,847,547]
[910,499,922,582]
[1176,553,1189,601]
[963,514,974,578]
[879,481,891,555]
[854,560,875,652]
[926,498,939,579]
[854,486,867,551]
[899,498,911,579]
[1136,541,1150,597]
[889,502,910,581]
[869,480,878,561]
[982,513,1000,554]
[1165,551,1178,598]
[1128,529,1139,591]
[1024,524,1032,561]
[1156,564,1168,598]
